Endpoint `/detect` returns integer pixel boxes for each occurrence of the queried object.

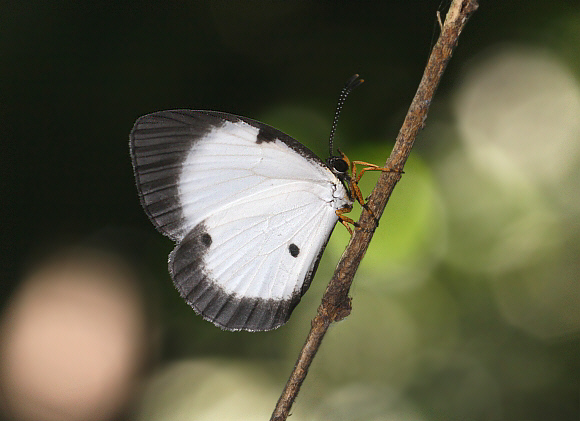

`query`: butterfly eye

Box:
[332,158,349,174]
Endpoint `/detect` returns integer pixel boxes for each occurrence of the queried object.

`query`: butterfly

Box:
[129,75,389,331]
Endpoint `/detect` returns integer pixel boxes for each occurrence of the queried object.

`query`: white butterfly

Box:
[129,76,376,331]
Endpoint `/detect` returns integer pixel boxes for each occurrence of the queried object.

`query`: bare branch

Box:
[270,1,479,420]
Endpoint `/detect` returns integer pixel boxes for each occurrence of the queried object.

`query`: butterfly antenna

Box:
[328,74,364,157]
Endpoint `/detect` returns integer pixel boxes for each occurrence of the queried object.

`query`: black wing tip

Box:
[129,110,223,242]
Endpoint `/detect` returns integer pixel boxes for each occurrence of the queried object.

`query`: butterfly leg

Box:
[337,149,376,223]
[338,149,403,223]
[351,160,403,185]
[336,206,357,235]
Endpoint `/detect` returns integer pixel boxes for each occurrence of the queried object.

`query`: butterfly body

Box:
[130,110,352,331]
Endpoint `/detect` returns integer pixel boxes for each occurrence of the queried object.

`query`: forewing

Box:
[129,110,335,241]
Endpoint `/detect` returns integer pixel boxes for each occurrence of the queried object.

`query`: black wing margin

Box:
[130,110,219,240]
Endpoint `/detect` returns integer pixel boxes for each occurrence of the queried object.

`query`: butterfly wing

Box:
[130,110,351,331]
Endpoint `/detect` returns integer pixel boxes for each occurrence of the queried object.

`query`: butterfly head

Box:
[327,150,355,203]
[327,154,350,182]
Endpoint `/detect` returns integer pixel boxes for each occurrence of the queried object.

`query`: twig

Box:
[270,1,479,420]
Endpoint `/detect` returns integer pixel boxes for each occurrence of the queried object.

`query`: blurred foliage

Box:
[1,1,579,420]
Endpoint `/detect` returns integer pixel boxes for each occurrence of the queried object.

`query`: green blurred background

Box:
[1,1,579,420]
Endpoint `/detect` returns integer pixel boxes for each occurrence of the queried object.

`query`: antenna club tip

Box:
[344,74,364,91]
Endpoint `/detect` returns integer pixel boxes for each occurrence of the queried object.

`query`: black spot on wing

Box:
[256,125,279,143]
[289,243,300,257]
[218,111,327,167]
[201,233,212,247]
